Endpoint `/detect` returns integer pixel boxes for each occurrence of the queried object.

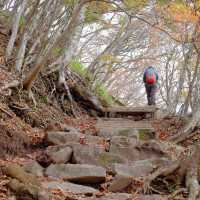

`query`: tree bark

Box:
[6,0,27,60]
[23,1,87,90]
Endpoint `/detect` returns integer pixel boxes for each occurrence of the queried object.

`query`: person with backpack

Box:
[143,66,158,105]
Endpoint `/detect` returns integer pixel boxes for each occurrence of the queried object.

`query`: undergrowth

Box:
[69,59,116,106]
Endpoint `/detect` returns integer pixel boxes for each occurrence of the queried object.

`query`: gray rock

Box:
[38,190,50,200]
[99,128,139,139]
[110,137,168,162]
[46,145,72,164]
[43,181,98,194]
[108,176,132,192]
[108,161,155,192]
[46,131,80,145]
[24,161,44,177]
[87,193,132,200]
[114,162,154,178]
[8,179,40,200]
[137,195,168,200]
[109,136,141,162]
[86,194,168,200]
[3,164,40,186]
[45,164,106,184]
[96,152,126,171]
[8,196,17,200]
[72,143,105,164]
[47,131,104,145]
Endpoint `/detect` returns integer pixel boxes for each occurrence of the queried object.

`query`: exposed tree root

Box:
[186,144,200,200]
[143,160,180,193]
[141,144,200,200]
[28,89,37,108]
[168,188,187,200]
[168,108,200,144]
[167,129,198,144]
[58,78,77,117]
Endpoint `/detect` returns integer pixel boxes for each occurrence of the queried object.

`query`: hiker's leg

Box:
[145,84,151,105]
[150,84,157,105]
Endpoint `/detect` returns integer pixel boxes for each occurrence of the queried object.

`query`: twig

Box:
[0,104,13,117]
[168,188,187,200]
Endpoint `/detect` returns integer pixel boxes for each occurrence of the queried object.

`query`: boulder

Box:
[136,195,168,200]
[47,131,104,145]
[108,159,172,192]
[24,161,44,177]
[116,128,139,138]
[8,179,40,200]
[45,164,106,184]
[108,176,132,192]
[109,136,141,162]
[46,131,80,145]
[46,145,72,164]
[96,152,126,171]
[114,162,154,178]
[72,143,105,164]
[86,193,132,200]
[3,164,40,186]
[86,194,168,200]
[43,181,98,194]
[110,137,169,163]
[98,128,139,139]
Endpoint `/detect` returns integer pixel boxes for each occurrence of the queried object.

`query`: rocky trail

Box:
[1,106,191,200]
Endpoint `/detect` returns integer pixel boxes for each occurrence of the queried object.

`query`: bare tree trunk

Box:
[168,45,193,114]
[23,1,87,90]
[6,0,27,60]
[15,32,28,72]
[181,54,200,115]
[87,18,131,75]
[15,0,42,72]
[186,144,200,200]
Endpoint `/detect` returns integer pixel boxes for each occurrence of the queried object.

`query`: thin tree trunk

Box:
[181,54,200,114]
[15,32,28,72]
[6,0,27,60]
[23,1,87,90]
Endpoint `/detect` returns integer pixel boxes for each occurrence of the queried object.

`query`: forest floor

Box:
[0,90,197,200]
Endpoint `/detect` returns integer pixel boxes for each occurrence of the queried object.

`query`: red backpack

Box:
[145,68,156,84]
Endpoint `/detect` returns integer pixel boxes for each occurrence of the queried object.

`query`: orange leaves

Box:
[167,2,199,24]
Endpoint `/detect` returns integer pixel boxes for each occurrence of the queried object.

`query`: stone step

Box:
[97,119,154,130]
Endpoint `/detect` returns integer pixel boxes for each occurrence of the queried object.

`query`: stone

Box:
[108,176,132,192]
[3,164,40,186]
[45,164,106,184]
[114,162,154,178]
[109,136,141,162]
[8,196,17,200]
[46,131,80,145]
[96,152,126,171]
[85,194,168,200]
[43,181,98,194]
[87,193,132,200]
[38,190,50,200]
[99,128,139,139]
[137,195,168,200]
[46,145,72,164]
[47,131,104,146]
[110,137,169,163]
[24,161,44,177]
[8,179,39,200]
[72,143,105,164]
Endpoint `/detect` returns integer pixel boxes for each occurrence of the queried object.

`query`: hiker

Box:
[143,66,158,105]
